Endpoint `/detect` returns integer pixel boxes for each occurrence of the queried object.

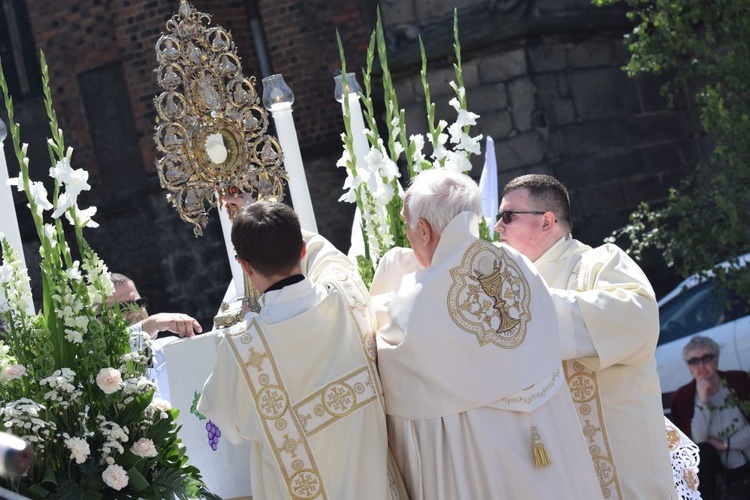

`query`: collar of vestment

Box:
[378,212,561,419]
[532,235,591,284]
[264,274,305,293]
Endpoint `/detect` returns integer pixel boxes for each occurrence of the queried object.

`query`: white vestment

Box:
[536,236,677,499]
[199,253,406,500]
[374,212,602,500]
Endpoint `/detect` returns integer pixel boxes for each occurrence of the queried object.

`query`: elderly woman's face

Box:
[686,346,719,381]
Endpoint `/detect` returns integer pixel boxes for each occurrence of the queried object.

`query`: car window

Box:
[658,281,728,345]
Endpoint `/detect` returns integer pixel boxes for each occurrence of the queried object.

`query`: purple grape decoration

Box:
[206,419,221,451]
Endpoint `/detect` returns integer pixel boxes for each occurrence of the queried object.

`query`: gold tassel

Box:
[532,426,551,468]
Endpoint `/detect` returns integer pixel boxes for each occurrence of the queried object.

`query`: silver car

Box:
[656,254,750,407]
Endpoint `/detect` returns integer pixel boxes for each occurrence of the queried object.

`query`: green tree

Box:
[597,0,750,299]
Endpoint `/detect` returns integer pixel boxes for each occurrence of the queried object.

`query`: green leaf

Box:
[27,484,52,499]
[126,466,150,493]
[46,481,84,500]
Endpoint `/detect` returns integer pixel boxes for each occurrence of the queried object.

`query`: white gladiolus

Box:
[29,181,53,215]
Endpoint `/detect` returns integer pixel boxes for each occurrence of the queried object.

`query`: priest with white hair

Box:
[372,169,602,499]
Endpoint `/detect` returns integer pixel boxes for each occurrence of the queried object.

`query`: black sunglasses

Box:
[496,210,547,224]
[686,353,716,366]
[122,297,148,309]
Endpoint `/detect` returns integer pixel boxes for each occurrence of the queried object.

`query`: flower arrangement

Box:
[336,10,484,284]
[0,54,216,499]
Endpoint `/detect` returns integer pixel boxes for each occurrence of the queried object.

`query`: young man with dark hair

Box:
[199,201,405,500]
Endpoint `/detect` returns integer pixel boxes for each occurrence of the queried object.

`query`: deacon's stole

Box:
[223,264,391,500]
[561,254,624,500]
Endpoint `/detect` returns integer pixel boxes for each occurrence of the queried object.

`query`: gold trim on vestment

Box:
[447,241,531,349]
[294,366,378,436]
[317,266,384,412]
[227,321,328,500]
[499,368,561,407]
[563,259,623,500]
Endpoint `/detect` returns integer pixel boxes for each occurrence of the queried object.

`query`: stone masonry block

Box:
[478,49,527,84]
[559,121,626,156]
[380,0,417,26]
[625,110,693,146]
[495,131,546,170]
[419,59,481,98]
[508,77,537,133]
[536,0,595,14]
[467,82,509,115]
[477,109,514,142]
[402,102,431,139]
[528,43,567,73]
[394,76,417,106]
[569,68,634,121]
[567,39,616,68]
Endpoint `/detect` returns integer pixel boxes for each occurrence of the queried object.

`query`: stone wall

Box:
[379,0,703,293]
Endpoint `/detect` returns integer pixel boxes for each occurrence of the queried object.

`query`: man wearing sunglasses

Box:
[108,273,201,340]
[109,273,202,403]
[495,174,676,499]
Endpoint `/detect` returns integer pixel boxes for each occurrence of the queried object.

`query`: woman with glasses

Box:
[670,335,750,499]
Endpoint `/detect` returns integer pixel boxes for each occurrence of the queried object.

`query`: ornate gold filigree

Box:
[154,1,287,236]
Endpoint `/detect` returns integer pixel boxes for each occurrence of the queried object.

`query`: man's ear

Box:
[417,218,433,244]
[299,241,307,261]
[237,257,255,278]
[541,211,556,231]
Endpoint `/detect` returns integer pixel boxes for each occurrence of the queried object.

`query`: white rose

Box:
[96,368,122,395]
[1,364,26,381]
[102,464,128,491]
[64,436,90,464]
[130,437,158,458]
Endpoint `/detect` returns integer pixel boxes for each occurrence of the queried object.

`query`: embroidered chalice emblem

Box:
[471,265,520,334]
[448,241,531,348]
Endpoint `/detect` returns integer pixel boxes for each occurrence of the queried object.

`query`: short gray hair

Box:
[682,335,720,361]
[405,169,481,234]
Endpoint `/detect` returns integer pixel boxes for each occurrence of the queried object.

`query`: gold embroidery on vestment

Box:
[500,368,561,406]
[563,260,623,500]
[565,358,621,499]
[227,322,328,499]
[294,366,378,437]
[447,241,531,348]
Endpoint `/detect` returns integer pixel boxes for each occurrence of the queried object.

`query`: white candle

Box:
[216,193,245,300]
[0,141,34,314]
[343,93,369,169]
[269,103,318,233]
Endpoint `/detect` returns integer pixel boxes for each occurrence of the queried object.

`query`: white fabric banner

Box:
[478,136,498,238]
[163,332,252,499]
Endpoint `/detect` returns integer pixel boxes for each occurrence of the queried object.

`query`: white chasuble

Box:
[536,236,677,500]
[376,212,602,500]
[200,262,406,500]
